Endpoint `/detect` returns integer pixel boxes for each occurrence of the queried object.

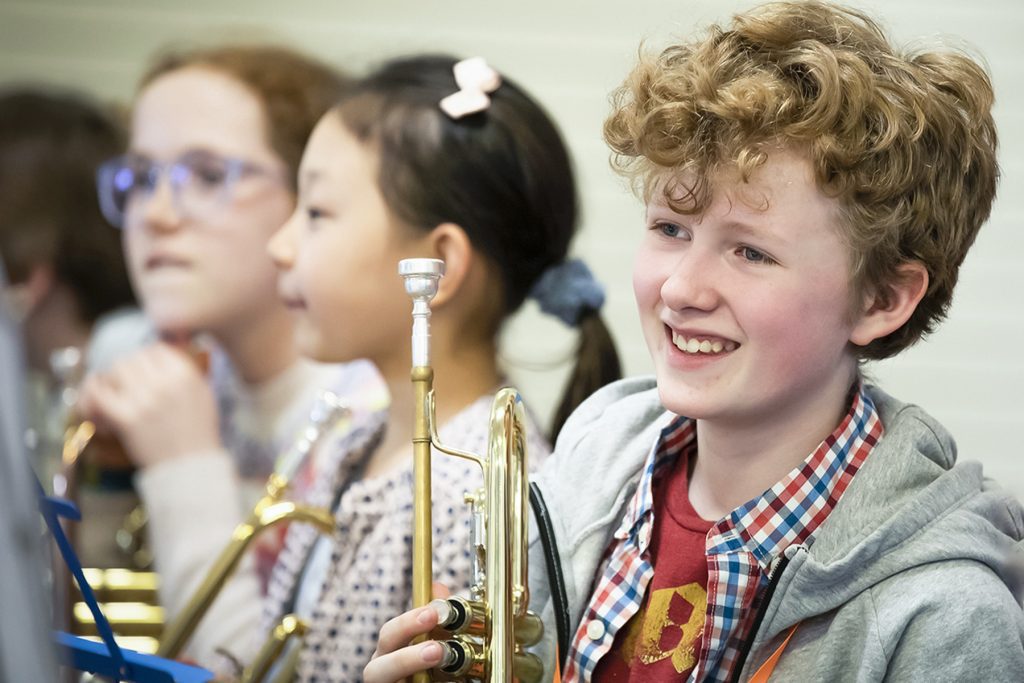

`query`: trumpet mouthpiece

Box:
[399,258,445,301]
[400,259,445,368]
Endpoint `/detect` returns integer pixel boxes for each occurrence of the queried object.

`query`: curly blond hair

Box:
[604,1,998,359]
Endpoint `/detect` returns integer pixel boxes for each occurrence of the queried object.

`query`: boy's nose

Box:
[660,249,720,312]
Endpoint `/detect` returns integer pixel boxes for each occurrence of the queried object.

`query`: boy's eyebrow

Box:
[722,219,765,236]
[645,205,789,246]
[721,219,788,245]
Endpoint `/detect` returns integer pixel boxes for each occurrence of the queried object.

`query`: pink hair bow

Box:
[439,57,502,119]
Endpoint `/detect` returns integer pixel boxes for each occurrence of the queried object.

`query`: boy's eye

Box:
[306,207,325,221]
[653,221,687,239]
[738,246,776,265]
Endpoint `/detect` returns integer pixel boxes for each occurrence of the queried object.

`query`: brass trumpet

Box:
[156,390,348,675]
[400,258,544,683]
[49,348,164,657]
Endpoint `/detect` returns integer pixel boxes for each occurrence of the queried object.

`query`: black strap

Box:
[730,552,793,682]
[529,482,570,670]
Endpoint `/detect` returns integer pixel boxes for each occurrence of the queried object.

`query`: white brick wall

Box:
[2,0,1020,500]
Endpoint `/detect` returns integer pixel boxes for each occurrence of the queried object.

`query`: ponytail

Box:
[526,258,622,442]
[548,309,622,443]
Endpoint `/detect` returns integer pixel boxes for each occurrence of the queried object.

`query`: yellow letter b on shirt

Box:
[623,582,707,674]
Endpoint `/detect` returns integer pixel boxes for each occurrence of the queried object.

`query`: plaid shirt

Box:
[564,383,883,682]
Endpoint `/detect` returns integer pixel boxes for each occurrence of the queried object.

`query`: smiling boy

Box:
[365,2,1024,681]
[535,2,1024,680]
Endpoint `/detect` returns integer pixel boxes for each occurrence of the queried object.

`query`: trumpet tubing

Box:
[243,614,308,683]
[155,495,335,659]
[155,390,348,665]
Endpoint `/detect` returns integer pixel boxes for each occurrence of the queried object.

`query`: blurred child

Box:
[79,45,383,665]
[0,90,136,435]
[0,88,145,565]
[0,88,135,375]
[253,54,620,680]
[365,3,1024,681]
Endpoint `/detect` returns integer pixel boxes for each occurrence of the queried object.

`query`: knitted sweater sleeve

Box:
[135,451,262,669]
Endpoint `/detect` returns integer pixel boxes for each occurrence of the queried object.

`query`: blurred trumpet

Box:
[156,389,348,672]
[400,258,544,683]
[58,344,206,658]
[51,346,93,502]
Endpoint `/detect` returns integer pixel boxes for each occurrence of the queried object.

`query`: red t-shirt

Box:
[593,452,714,681]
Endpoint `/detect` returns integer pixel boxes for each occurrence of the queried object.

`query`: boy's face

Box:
[634,148,867,427]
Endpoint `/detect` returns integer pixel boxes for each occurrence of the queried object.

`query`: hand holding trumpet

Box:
[76,340,219,468]
[365,583,453,683]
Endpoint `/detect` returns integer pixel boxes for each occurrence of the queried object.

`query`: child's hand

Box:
[77,342,220,468]
[364,583,451,683]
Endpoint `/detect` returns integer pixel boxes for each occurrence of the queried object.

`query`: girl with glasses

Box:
[79,45,385,668]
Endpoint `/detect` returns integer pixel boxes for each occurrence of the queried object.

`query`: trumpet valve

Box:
[436,638,482,679]
[435,639,544,683]
[433,597,485,635]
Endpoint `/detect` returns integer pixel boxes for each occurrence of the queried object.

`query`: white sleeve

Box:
[135,452,262,669]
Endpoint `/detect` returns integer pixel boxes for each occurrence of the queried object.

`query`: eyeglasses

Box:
[96,150,287,228]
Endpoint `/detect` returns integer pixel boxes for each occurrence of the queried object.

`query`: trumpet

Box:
[156,389,348,675]
[400,258,544,683]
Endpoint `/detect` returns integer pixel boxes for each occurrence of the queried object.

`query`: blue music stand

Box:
[38,478,213,683]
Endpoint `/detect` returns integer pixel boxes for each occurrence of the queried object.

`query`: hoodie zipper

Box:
[729,550,794,683]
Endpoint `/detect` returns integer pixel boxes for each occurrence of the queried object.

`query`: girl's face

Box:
[123,67,294,338]
[633,148,870,430]
[268,113,431,374]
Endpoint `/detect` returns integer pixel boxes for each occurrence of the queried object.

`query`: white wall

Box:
[2,0,1020,500]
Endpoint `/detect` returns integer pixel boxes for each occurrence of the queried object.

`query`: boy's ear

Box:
[850,261,929,347]
[424,222,474,309]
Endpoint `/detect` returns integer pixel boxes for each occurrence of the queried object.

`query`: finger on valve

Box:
[365,603,449,683]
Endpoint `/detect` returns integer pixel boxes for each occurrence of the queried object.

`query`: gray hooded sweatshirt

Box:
[528,377,1024,682]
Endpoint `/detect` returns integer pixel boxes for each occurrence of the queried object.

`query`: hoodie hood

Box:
[763,385,1024,632]
[530,379,1024,682]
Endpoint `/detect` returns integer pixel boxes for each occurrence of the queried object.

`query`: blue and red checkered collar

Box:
[614,380,883,568]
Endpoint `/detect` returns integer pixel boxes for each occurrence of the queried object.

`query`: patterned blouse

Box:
[136,352,385,669]
[260,392,551,682]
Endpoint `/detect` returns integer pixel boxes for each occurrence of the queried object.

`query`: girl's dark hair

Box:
[0,88,134,323]
[334,54,620,440]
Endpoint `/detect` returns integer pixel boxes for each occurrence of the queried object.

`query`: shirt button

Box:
[586,620,606,640]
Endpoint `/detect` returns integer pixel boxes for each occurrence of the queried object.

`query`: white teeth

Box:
[671,331,736,355]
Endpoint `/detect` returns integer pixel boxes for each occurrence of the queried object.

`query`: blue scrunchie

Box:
[528,258,606,327]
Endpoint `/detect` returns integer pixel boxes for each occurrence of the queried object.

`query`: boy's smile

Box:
[634,148,870,434]
[669,329,739,356]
